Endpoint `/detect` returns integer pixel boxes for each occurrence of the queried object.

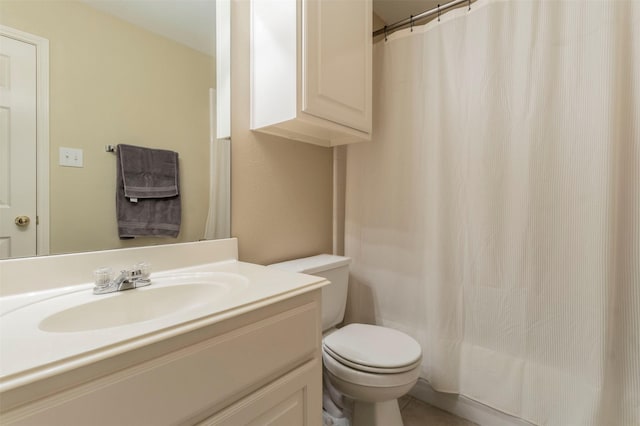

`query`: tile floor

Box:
[399,396,479,426]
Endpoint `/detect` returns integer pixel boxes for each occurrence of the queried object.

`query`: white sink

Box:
[36,272,248,333]
[39,283,227,333]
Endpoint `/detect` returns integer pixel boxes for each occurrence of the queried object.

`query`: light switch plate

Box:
[59,147,83,168]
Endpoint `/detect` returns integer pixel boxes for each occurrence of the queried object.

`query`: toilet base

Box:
[352,399,403,426]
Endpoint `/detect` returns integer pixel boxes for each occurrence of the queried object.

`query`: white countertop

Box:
[0,260,326,393]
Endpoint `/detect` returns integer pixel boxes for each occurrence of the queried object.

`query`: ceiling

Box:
[81,0,216,57]
[80,0,443,56]
[373,0,442,29]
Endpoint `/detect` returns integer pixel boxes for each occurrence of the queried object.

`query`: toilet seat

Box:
[322,350,421,389]
[322,323,422,374]
[323,345,421,374]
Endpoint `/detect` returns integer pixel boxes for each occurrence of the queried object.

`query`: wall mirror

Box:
[0,0,230,259]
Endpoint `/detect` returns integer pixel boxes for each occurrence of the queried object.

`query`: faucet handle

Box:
[94,267,113,289]
[132,262,151,287]
[134,262,150,279]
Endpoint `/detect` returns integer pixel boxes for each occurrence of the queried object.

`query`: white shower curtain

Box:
[204,88,231,240]
[345,1,639,425]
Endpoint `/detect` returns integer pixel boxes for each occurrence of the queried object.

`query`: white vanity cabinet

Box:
[250,0,372,147]
[0,291,323,426]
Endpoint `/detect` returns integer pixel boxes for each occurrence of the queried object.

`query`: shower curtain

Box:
[204,89,231,240]
[345,1,639,425]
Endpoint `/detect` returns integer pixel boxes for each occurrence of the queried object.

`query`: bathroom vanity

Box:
[0,239,325,425]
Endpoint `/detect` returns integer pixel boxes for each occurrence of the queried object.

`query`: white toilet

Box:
[269,255,422,426]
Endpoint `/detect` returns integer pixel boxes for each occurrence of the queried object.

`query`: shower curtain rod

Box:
[373,0,469,38]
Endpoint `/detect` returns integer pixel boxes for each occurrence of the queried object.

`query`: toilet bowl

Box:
[269,255,423,426]
[322,323,421,426]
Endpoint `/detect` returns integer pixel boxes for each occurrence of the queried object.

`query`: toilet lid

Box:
[322,324,422,371]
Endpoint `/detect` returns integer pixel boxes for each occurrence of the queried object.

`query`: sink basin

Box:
[38,273,247,333]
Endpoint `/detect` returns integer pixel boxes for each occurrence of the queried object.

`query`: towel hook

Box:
[438,4,441,22]
[410,15,414,32]
[105,145,117,153]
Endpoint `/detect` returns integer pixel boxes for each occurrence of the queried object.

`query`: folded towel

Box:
[118,144,179,199]
[116,144,181,239]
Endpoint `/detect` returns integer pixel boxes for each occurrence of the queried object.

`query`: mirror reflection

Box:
[0,0,229,259]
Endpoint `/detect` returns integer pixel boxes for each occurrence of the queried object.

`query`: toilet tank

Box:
[268,255,351,331]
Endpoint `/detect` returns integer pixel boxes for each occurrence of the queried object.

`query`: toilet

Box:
[269,255,422,426]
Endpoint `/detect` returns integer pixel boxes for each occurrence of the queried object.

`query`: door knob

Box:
[15,216,30,227]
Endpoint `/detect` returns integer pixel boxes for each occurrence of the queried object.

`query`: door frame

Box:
[0,25,49,256]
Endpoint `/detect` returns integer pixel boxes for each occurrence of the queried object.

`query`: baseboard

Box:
[409,378,536,426]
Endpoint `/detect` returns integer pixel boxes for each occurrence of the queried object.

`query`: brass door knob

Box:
[15,216,30,227]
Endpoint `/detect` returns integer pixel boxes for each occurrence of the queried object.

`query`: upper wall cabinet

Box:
[250,0,372,147]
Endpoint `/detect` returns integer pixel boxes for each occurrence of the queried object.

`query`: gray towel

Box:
[116,144,181,239]
[119,144,179,198]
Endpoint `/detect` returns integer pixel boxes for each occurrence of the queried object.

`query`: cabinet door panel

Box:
[303,0,371,133]
[199,359,322,426]
[246,391,304,426]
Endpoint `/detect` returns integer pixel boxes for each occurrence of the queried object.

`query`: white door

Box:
[0,35,37,259]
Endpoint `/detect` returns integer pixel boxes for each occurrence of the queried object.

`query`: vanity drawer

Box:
[1,295,321,425]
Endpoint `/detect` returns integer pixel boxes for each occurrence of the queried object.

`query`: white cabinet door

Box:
[198,359,322,426]
[303,0,372,133]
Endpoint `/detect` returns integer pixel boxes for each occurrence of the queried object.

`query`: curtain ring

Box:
[384,25,388,42]
[468,0,471,11]
[410,15,414,32]
[438,4,441,22]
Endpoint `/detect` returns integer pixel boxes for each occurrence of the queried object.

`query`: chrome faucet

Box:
[93,263,151,294]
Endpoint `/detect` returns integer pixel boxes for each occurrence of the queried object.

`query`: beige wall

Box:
[230,0,333,265]
[0,1,215,254]
[372,12,387,43]
[373,11,386,31]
